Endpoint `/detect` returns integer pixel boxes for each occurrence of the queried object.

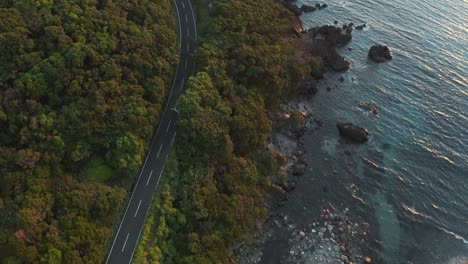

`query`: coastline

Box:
[235,2,375,264]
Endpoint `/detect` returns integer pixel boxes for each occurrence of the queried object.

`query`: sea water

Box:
[268,0,467,263]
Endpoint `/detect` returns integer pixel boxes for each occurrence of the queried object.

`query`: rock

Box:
[339,76,345,82]
[358,101,379,114]
[364,257,372,263]
[355,24,365,30]
[292,16,304,35]
[279,180,296,192]
[315,3,321,8]
[291,163,306,176]
[282,2,302,16]
[299,231,306,237]
[297,77,319,95]
[326,87,331,91]
[336,122,369,142]
[319,4,328,9]
[368,45,392,63]
[300,4,316,12]
[334,20,339,25]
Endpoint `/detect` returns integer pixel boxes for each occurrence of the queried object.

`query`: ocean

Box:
[259,0,467,263]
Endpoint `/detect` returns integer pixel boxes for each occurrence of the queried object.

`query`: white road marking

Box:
[180,78,185,90]
[134,200,142,217]
[146,170,153,186]
[170,132,177,148]
[187,28,190,37]
[165,154,169,161]
[181,1,185,9]
[122,233,130,252]
[157,144,163,158]
[127,1,187,263]
[185,60,188,70]
[166,120,172,133]
[105,150,150,263]
[187,0,198,40]
[185,14,188,23]
[187,43,190,52]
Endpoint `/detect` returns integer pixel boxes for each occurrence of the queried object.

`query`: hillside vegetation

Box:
[134,0,307,263]
[0,0,176,262]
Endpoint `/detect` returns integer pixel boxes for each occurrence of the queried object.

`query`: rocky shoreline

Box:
[234,1,384,264]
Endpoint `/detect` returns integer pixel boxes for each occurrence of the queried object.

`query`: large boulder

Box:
[336,122,369,142]
[368,45,392,63]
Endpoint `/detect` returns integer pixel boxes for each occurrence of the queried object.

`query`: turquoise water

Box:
[296,0,467,262]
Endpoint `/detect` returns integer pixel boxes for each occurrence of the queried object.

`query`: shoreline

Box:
[235,2,376,264]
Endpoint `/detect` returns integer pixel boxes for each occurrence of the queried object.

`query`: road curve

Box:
[105,1,196,263]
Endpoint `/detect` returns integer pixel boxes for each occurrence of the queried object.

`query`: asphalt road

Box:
[105,0,197,263]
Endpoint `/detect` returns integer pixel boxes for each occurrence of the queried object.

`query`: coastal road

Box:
[105,0,197,263]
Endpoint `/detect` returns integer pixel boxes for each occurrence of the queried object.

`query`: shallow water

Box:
[260,0,467,263]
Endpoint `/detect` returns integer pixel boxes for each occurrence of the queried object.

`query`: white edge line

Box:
[180,78,185,90]
[146,170,153,186]
[181,1,185,9]
[185,14,188,23]
[134,200,142,217]
[170,132,177,149]
[187,0,198,40]
[105,152,149,263]
[122,233,130,252]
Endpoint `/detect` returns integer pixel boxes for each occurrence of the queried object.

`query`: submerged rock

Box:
[300,4,316,12]
[368,45,392,63]
[336,122,369,142]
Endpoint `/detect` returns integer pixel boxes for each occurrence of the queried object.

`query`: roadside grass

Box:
[81,158,114,183]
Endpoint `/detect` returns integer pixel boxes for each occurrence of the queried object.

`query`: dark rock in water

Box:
[291,163,306,176]
[322,186,328,193]
[329,53,351,71]
[358,102,379,115]
[355,24,366,30]
[282,2,302,16]
[301,4,316,12]
[339,76,345,82]
[368,45,392,63]
[315,3,321,8]
[342,24,348,29]
[319,4,328,9]
[334,20,339,25]
[336,122,369,142]
[326,87,331,91]
[280,180,296,192]
[298,77,319,95]
[346,26,353,34]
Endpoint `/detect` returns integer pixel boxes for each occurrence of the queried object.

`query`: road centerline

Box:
[166,120,172,133]
[181,1,185,9]
[146,170,153,186]
[122,233,130,252]
[134,200,142,217]
[157,144,163,158]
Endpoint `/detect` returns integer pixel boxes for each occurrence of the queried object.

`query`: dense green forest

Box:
[134,0,307,263]
[0,0,177,263]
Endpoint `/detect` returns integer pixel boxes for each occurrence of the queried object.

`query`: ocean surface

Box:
[261,0,467,263]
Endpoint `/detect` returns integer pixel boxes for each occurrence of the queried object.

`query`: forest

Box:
[0,0,177,263]
[133,0,308,263]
